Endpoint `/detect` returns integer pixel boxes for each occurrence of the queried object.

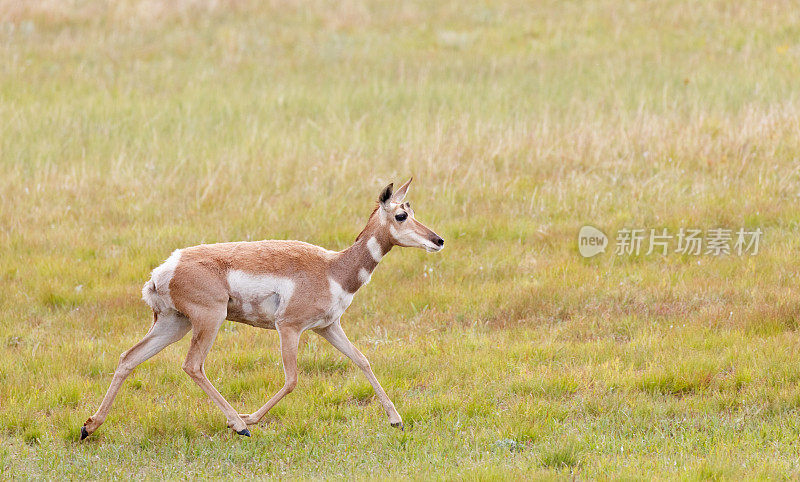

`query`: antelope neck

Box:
[331,229,393,294]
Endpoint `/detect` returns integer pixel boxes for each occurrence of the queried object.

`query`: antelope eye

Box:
[395,212,408,222]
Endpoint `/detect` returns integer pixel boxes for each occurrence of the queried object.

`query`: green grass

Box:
[2,0,800,478]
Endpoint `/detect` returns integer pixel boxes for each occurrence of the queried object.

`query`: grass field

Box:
[2,0,800,478]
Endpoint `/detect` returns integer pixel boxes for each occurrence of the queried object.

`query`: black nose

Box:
[435,237,444,247]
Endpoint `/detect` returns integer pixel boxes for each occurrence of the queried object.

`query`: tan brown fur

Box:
[171,240,334,323]
[81,179,443,439]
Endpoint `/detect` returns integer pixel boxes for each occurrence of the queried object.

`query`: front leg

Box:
[314,320,403,429]
[239,325,300,426]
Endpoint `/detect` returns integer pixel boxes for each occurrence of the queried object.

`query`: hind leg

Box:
[238,324,301,426]
[81,311,191,439]
[181,305,249,435]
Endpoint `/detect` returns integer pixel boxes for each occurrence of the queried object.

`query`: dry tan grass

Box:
[2,0,800,478]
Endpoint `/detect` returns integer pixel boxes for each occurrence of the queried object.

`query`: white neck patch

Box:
[367,237,383,262]
[328,277,355,314]
[358,267,372,285]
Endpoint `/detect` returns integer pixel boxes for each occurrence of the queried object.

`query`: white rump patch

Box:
[227,270,295,322]
[142,249,182,312]
[327,277,354,318]
[358,268,372,285]
[367,237,383,262]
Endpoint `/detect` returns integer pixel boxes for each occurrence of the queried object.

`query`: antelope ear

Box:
[378,183,394,207]
[392,177,412,203]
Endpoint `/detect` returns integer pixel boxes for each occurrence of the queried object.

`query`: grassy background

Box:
[2,0,800,478]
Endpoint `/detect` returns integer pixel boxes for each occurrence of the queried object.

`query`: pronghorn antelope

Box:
[81,178,444,439]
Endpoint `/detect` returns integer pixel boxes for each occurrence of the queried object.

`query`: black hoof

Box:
[391,422,404,431]
[236,428,251,437]
[80,426,89,440]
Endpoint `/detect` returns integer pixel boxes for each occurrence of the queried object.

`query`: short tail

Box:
[142,279,170,314]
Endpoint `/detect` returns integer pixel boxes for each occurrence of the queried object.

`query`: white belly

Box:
[227,270,295,323]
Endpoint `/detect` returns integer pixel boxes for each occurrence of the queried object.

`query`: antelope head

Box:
[377,178,444,252]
